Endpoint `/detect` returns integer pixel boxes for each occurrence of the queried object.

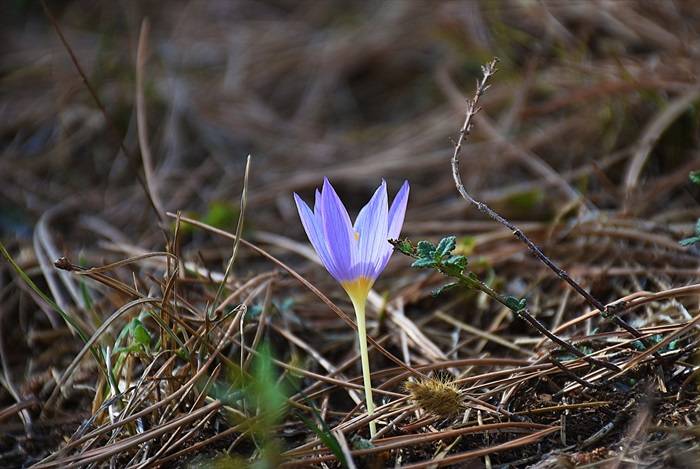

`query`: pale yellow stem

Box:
[351,297,376,438]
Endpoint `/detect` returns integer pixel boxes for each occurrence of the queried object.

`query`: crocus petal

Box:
[313,189,322,216]
[320,178,355,281]
[387,180,410,240]
[377,180,410,273]
[294,193,340,281]
[353,181,388,279]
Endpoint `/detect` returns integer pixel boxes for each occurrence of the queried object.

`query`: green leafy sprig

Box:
[392,236,527,311]
[391,236,621,372]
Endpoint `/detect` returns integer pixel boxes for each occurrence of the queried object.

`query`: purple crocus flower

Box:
[293,178,410,306]
[294,178,409,438]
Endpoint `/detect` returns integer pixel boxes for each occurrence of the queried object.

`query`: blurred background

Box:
[3,0,699,248]
[4,0,700,465]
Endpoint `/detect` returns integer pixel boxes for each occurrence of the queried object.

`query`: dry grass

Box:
[3,1,700,467]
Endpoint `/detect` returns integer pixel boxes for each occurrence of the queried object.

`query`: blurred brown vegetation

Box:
[3,1,697,240]
[3,0,700,467]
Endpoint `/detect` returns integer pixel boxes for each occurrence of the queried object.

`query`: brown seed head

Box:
[404,376,462,417]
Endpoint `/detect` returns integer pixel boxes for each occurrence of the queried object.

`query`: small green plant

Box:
[690,170,700,185]
[205,342,287,468]
[392,236,527,311]
[296,409,348,468]
[113,317,152,355]
[680,171,700,246]
[679,220,700,247]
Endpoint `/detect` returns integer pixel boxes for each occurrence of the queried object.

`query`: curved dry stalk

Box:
[211,155,252,313]
[135,19,165,222]
[449,58,647,345]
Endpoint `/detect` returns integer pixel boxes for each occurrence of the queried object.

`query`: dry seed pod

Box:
[404,376,462,417]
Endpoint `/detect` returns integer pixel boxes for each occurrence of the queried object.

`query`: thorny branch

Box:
[389,239,621,372]
[450,58,648,344]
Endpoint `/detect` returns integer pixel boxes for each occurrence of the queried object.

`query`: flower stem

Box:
[352,298,377,438]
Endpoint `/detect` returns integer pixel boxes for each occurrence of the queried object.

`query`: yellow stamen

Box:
[354,230,360,241]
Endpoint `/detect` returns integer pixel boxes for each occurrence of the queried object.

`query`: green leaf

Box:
[411,258,436,269]
[297,413,348,469]
[351,435,374,450]
[441,256,468,277]
[695,218,700,235]
[680,236,700,247]
[113,344,143,354]
[144,310,190,358]
[443,255,467,270]
[435,236,456,258]
[416,240,436,259]
[690,170,700,185]
[251,342,287,430]
[246,304,264,320]
[208,380,245,407]
[504,296,527,311]
[131,320,151,347]
[390,239,415,256]
[432,282,459,297]
[631,339,648,351]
